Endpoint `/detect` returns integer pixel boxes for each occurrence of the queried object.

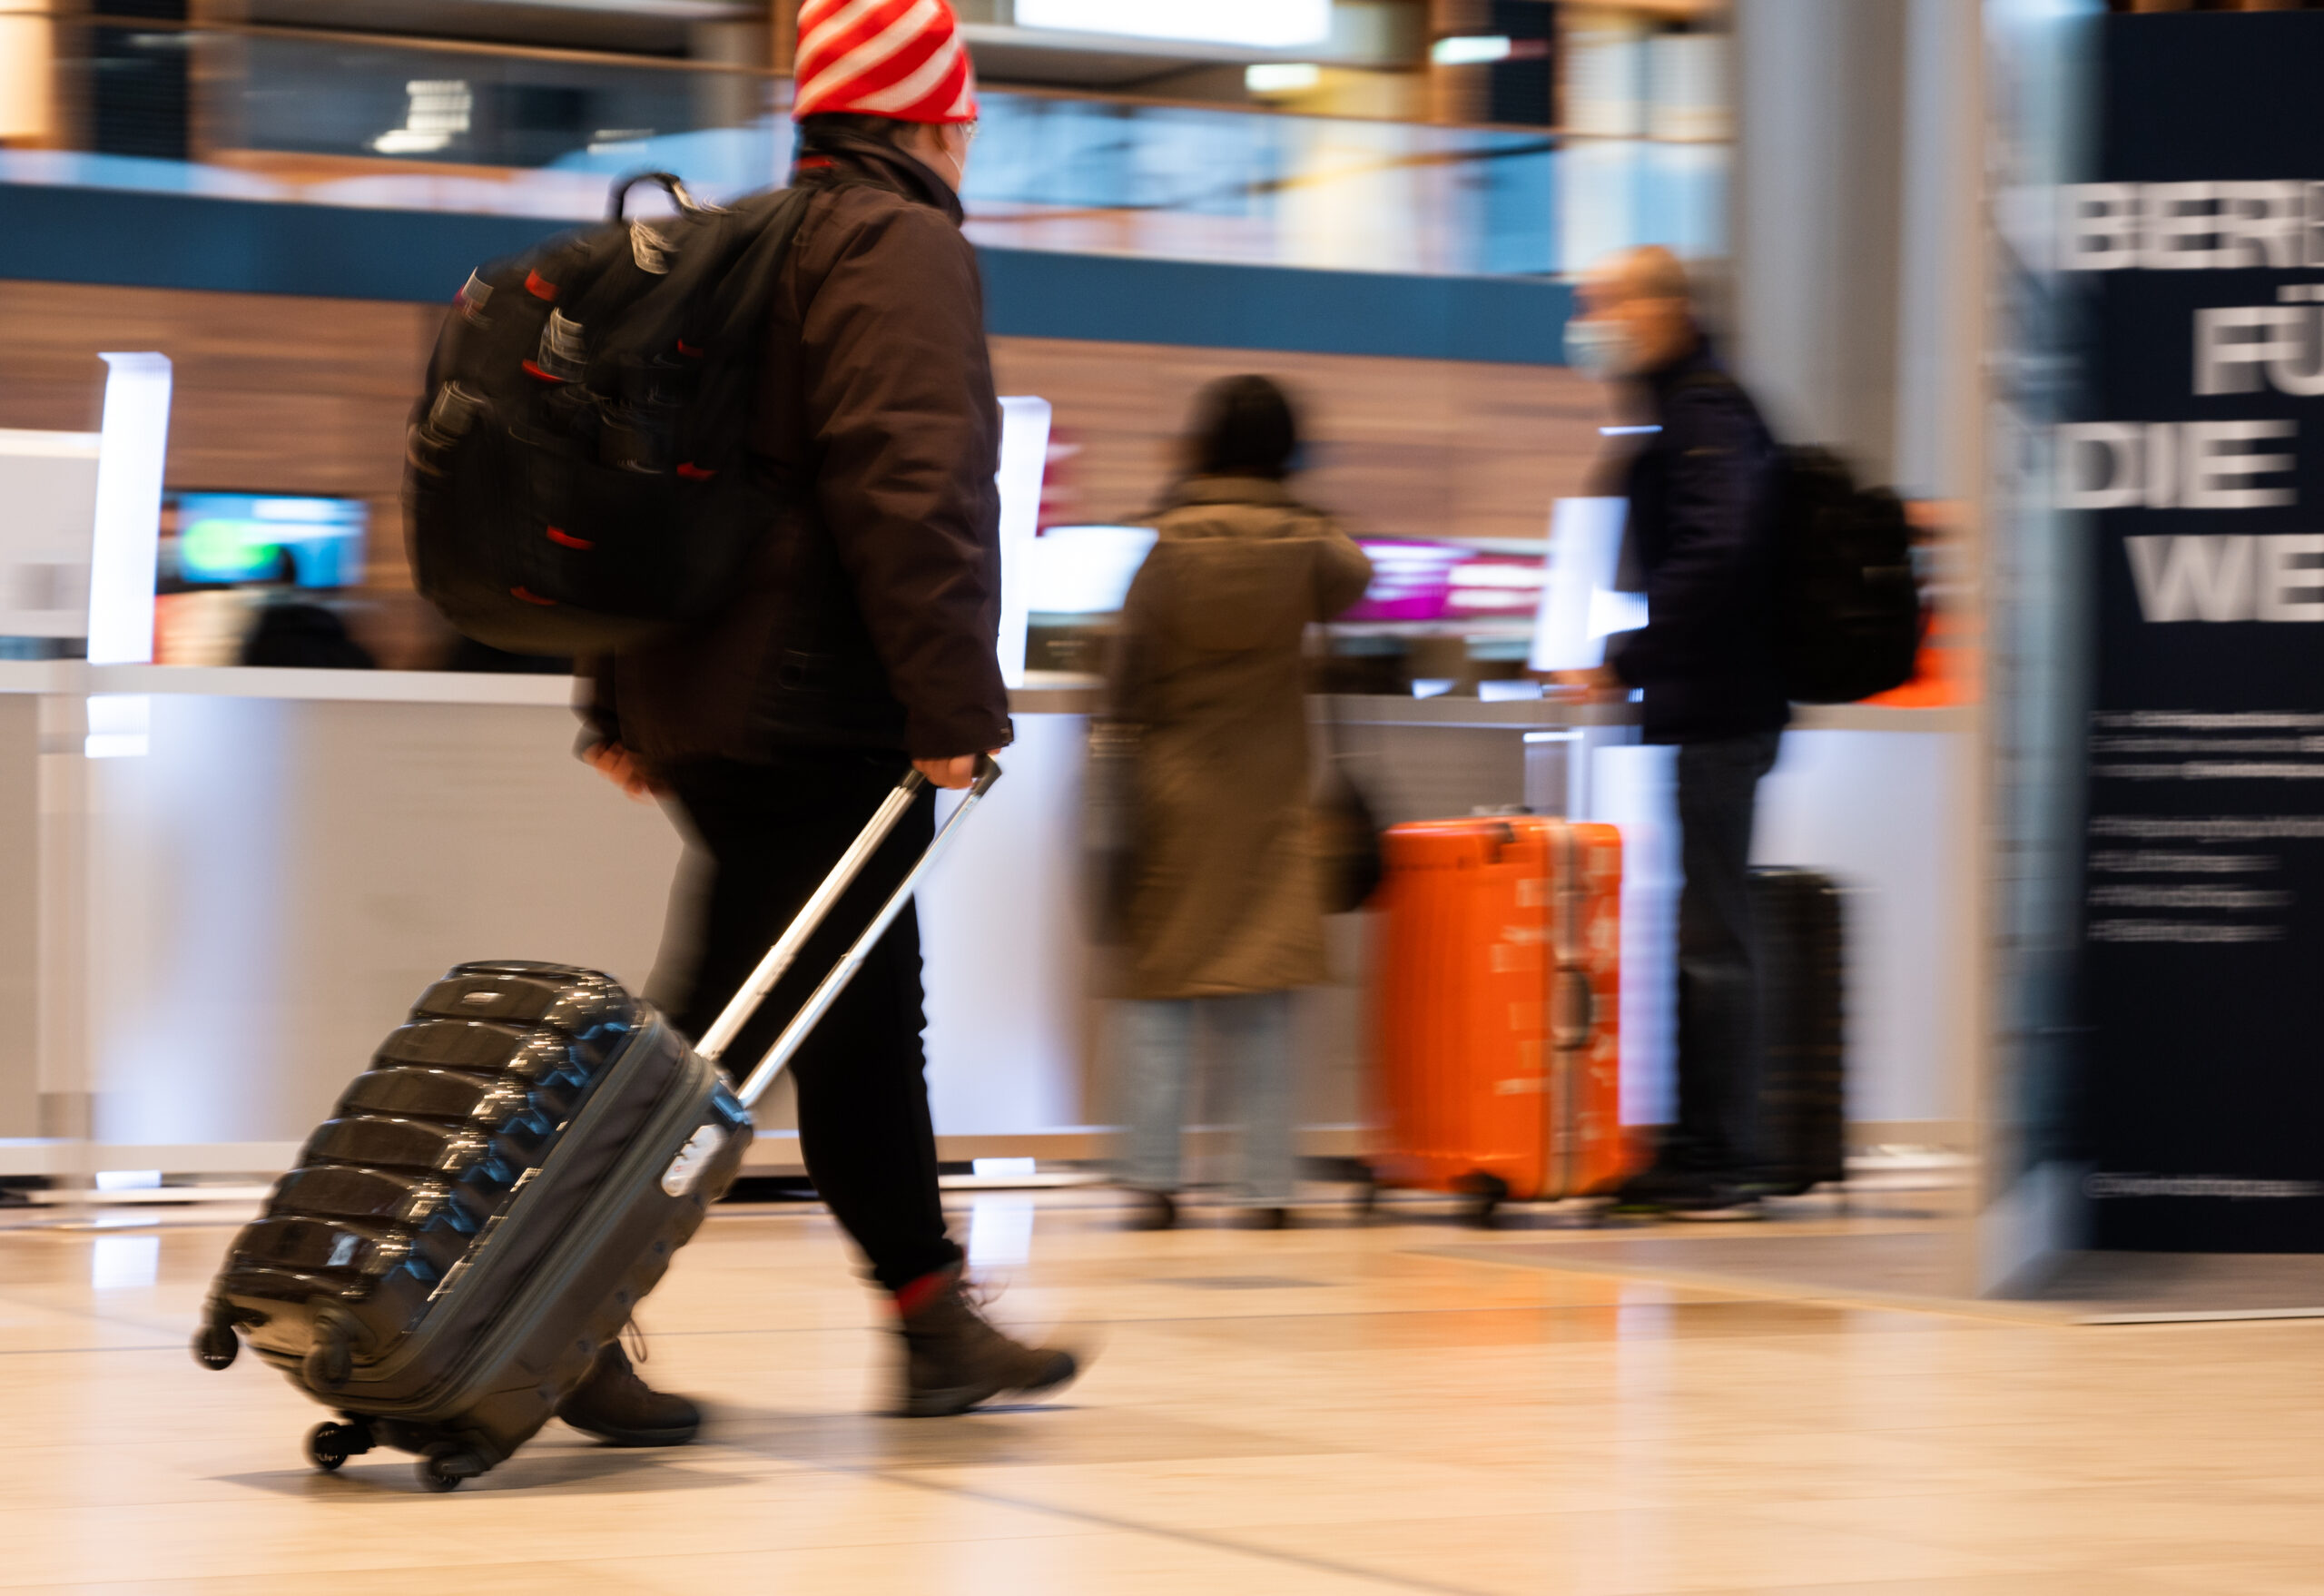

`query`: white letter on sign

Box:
[2145,183,2221,269]
[2056,423,2146,509]
[2060,183,2142,271]
[2217,182,2306,269]
[2127,536,2255,622]
[2259,535,2324,621]
[2196,307,2301,395]
[2182,420,2297,509]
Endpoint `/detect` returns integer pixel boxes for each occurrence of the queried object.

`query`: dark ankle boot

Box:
[556,1337,701,1446]
[895,1266,1080,1418]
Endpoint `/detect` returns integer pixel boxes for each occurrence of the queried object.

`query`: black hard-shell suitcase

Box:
[1750,866,1847,1196]
[192,758,1000,1491]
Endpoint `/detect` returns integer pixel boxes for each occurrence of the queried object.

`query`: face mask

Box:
[1564,317,1634,380]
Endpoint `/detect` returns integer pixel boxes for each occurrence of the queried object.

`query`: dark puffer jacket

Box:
[587,133,1011,764]
[1608,342,1790,745]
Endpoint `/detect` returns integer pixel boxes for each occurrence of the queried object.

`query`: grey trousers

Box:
[1116,992,1297,1205]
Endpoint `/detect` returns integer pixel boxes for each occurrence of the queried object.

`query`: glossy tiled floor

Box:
[2,1189,2319,1595]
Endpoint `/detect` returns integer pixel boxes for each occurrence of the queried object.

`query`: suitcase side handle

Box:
[733,755,1002,1108]
[1552,967,1595,1049]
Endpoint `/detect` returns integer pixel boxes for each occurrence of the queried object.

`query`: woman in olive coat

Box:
[1109,377,1374,1228]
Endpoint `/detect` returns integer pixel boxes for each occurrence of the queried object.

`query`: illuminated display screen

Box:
[169,495,367,588]
[1344,539,1546,624]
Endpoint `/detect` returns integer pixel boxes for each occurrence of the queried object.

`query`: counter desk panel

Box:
[0,667,1974,1173]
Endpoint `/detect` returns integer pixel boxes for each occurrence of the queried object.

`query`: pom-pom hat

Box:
[793,0,979,124]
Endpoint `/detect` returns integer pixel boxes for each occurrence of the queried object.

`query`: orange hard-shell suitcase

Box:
[1373,815,1633,1217]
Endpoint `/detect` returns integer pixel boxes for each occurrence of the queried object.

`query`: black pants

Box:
[1665,731,1783,1181]
[665,752,960,1293]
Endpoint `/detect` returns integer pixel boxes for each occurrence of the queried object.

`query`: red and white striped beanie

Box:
[793,0,979,124]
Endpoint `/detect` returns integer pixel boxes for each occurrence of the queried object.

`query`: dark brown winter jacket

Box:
[586,135,1012,764]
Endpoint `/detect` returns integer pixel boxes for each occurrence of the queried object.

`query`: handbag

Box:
[1083,717,1143,942]
[1313,696,1384,914]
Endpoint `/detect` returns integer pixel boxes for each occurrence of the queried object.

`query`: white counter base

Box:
[0,665,1974,1170]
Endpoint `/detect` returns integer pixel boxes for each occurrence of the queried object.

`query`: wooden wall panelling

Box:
[0,280,1612,662]
[0,279,456,665]
[990,336,1609,544]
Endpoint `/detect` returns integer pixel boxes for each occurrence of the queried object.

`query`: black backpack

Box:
[406,172,815,655]
[1768,446,1924,704]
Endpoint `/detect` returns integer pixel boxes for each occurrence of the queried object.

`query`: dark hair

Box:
[1189,374,1300,480]
[796,113,922,153]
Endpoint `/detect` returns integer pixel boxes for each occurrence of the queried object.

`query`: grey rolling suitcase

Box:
[192,757,1000,1491]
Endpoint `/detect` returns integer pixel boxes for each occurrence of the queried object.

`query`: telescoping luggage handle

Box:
[694,755,1002,1111]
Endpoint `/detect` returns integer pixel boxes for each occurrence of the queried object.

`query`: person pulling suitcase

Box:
[569,0,1079,1438]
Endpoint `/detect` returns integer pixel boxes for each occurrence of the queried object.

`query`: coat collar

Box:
[791,133,965,226]
[1639,336,1722,400]
[1167,475,1296,510]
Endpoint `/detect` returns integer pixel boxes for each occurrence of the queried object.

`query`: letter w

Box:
[2127,536,2255,621]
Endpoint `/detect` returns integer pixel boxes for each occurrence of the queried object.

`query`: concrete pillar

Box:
[1729,0,1910,483]
[1733,0,1993,1297]
[1893,0,1986,505]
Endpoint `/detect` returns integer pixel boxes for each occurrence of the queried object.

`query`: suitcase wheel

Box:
[417,1443,485,1493]
[191,1321,240,1372]
[305,1420,373,1473]
[1458,1172,1509,1230]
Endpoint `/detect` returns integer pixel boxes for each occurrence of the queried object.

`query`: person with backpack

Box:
[1561,245,1788,1221]
[565,0,1079,1442]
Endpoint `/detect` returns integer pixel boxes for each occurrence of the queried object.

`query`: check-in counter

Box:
[0,664,1974,1176]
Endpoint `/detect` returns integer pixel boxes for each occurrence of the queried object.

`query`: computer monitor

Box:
[169,495,367,589]
[1021,526,1160,616]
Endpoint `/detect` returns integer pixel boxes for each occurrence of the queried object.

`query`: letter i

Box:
[2146,422,2178,509]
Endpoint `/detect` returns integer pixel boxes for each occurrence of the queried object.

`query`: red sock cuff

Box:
[893,1269,954,1317]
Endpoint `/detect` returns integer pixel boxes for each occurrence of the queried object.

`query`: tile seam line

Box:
[1406,1248,2083,1328]
[0,1295,1782,1360]
[0,1524,1110,1588]
[856,1463,1499,1596]
[0,1288,219,1345]
[632,1300,1787,1335]
[0,1296,1754,1357]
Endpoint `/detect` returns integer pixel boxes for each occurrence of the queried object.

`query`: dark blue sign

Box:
[2077,12,2324,1250]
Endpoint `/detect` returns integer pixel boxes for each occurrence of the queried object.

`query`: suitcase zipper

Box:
[341,1025,711,1417]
